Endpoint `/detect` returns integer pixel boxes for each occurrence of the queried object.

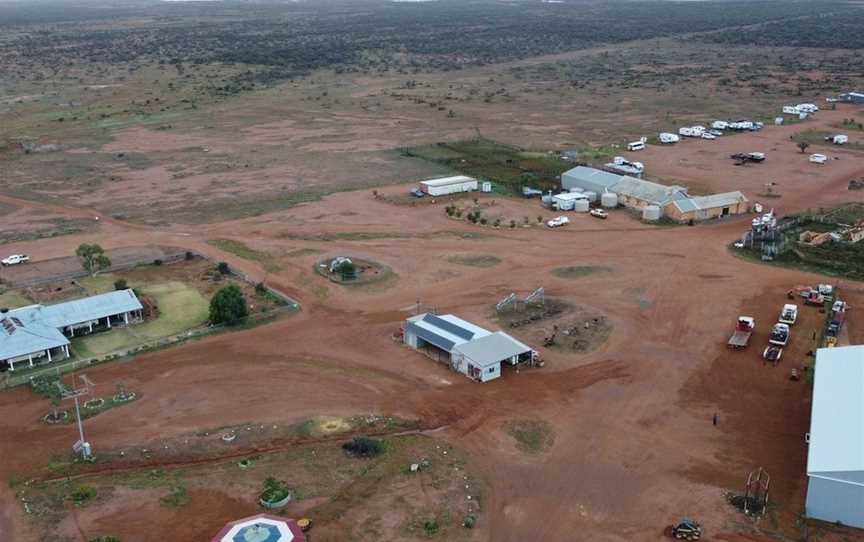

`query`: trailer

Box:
[779,304,798,325]
[825,134,848,145]
[728,316,755,349]
[659,132,680,144]
[769,323,790,347]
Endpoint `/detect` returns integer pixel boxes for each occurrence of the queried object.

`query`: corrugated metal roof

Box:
[561,167,624,194]
[0,290,143,361]
[683,191,748,211]
[420,175,477,187]
[452,332,532,367]
[0,316,68,361]
[407,313,490,351]
[807,346,864,479]
[612,176,685,206]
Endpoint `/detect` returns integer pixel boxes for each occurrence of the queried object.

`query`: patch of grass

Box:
[73,281,208,357]
[0,287,34,309]
[505,419,555,454]
[159,484,191,508]
[406,139,569,194]
[551,265,612,279]
[207,239,280,272]
[282,231,408,242]
[447,254,501,268]
[792,129,864,151]
[285,248,322,258]
[70,484,97,505]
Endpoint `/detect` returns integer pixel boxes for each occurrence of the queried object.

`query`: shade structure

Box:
[211,514,306,542]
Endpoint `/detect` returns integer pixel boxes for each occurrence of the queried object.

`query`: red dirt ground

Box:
[0,103,863,542]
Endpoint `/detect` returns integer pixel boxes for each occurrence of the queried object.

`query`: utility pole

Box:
[58,373,94,460]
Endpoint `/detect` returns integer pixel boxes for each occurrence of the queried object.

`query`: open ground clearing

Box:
[2,2,864,541]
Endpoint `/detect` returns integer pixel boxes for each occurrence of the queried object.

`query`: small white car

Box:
[809,153,827,164]
[589,208,608,219]
[546,216,570,228]
[701,133,717,140]
[733,241,745,249]
[1,254,29,266]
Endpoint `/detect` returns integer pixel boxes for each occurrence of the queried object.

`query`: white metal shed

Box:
[420,175,479,196]
[805,346,864,528]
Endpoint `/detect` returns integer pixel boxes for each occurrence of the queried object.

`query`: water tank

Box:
[642,205,661,222]
[481,181,492,193]
[569,187,583,193]
[583,191,597,203]
[601,192,618,208]
[573,199,590,213]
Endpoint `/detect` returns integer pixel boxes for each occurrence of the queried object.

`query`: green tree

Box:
[76,244,111,276]
[797,141,810,154]
[209,285,248,325]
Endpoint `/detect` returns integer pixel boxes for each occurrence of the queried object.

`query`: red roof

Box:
[210,513,306,542]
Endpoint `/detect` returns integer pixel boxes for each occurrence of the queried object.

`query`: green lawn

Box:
[73,281,208,358]
[207,239,281,272]
[0,288,34,309]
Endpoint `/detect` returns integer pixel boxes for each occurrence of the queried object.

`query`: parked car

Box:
[809,153,828,164]
[1,254,29,266]
[410,188,425,198]
[708,129,723,137]
[701,133,717,140]
[546,216,570,228]
[589,208,608,219]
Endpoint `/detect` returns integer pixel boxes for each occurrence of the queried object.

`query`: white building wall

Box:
[806,476,864,528]
[422,180,478,196]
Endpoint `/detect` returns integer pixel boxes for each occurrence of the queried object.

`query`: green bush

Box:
[342,436,384,458]
[90,536,122,542]
[209,285,248,325]
[159,485,190,508]
[255,282,267,295]
[113,279,128,291]
[216,261,230,275]
[260,477,291,503]
[70,484,97,504]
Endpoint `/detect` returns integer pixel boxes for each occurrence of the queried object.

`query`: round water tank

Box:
[642,205,661,222]
[573,199,590,213]
[583,191,597,203]
[601,192,618,208]
[481,181,492,193]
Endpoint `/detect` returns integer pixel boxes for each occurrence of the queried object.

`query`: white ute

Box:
[1,254,29,266]
[546,216,569,228]
[779,304,799,325]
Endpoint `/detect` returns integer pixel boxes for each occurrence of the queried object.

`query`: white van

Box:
[627,141,646,152]
[809,153,827,164]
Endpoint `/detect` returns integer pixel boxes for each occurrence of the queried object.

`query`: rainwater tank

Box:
[569,187,584,193]
[573,199,590,213]
[642,205,661,221]
[583,191,597,203]
[601,192,618,208]
[481,181,492,193]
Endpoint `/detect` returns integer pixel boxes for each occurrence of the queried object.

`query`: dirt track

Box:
[0,104,863,542]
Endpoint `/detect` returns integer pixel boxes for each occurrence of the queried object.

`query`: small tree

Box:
[216,261,230,275]
[509,220,516,229]
[76,244,111,276]
[114,279,128,291]
[537,215,543,224]
[797,141,810,154]
[209,285,248,326]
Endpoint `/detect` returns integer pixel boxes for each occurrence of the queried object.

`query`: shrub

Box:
[509,220,516,228]
[342,436,383,458]
[216,261,230,275]
[90,537,122,542]
[70,484,97,504]
[260,477,291,503]
[153,258,163,266]
[184,251,195,261]
[255,282,267,295]
[423,519,440,536]
[113,279,128,291]
[159,485,190,508]
[479,217,487,225]
[209,285,248,325]
[463,515,477,529]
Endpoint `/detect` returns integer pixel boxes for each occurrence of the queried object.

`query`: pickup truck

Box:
[546,216,569,228]
[728,316,755,349]
[1,254,29,266]
[769,323,791,347]
[779,304,798,325]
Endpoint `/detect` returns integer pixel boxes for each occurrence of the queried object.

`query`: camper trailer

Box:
[658,132,680,144]
[627,138,647,152]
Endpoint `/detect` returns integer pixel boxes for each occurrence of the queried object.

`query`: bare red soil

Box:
[0,104,862,542]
